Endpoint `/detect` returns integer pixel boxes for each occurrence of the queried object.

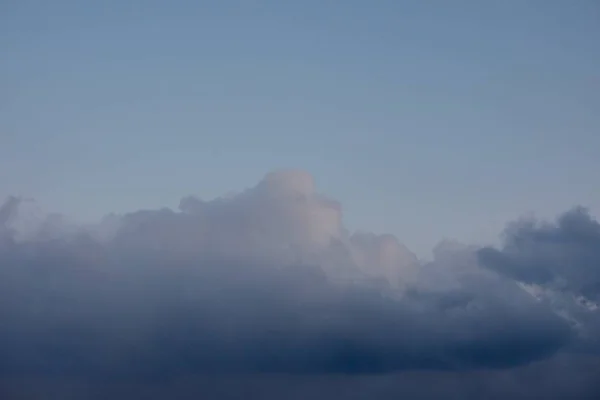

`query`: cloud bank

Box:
[0,170,597,382]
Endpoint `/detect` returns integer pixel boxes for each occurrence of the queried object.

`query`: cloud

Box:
[0,170,589,380]
[478,207,600,300]
[478,207,600,349]
[3,354,600,400]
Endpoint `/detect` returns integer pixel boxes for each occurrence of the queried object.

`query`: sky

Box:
[1,2,600,399]
[2,0,599,258]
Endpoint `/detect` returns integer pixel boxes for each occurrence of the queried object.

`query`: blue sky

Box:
[1,0,599,257]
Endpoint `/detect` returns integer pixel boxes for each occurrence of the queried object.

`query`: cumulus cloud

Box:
[0,170,595,382]
[478,207,600,352]
[479,207,600,301]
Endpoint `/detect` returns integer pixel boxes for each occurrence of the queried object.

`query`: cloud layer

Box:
[0,170,597,380]
[4,354,600,400]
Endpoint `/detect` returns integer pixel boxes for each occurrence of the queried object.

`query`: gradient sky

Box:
[1,0,599,258]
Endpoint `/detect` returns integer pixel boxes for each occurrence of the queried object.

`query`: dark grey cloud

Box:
[3,354,600,400]
[478,207,600,302]
[0,171,594,389]
[478,207,600,352]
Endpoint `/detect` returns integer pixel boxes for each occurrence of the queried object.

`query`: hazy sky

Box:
[2,0,599,257]
[2,3,600,398]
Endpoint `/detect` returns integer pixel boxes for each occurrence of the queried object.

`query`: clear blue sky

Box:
[1,0,599,257]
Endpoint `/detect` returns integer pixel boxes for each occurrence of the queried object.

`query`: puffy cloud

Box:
[478,207,600,301]
[350,233,419,288]
[0,171,587,380]
[478,207,600,349]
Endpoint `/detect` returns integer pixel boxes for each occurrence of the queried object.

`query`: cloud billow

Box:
[0,170,593,378]
[478,207,600,302]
